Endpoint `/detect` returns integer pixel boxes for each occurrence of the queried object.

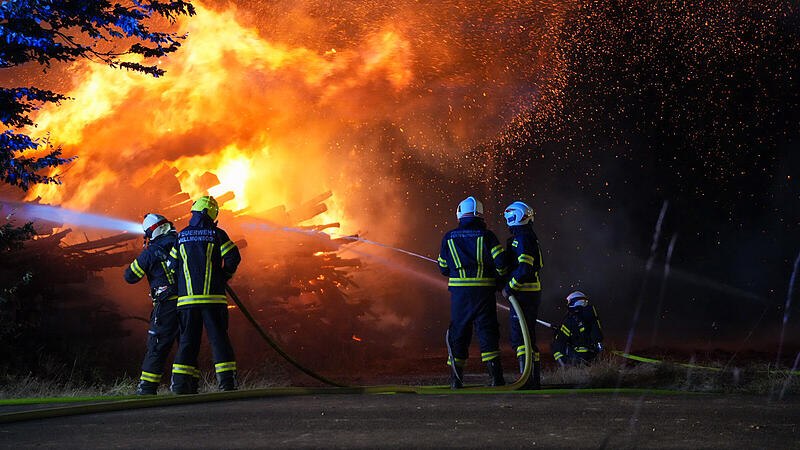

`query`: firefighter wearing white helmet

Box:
[124,213,179,395]
[500,200,543,389]
[168,195,242,394]
[438,196,509,388]
[551,291,604,366]
[456,196,484,219]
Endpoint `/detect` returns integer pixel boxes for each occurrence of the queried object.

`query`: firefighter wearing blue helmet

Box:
[124,213,179,395]
[168,196,242,394]
[501,201,543,389]
[438,196,509,388]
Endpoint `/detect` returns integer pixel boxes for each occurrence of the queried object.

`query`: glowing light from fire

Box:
[352,335,362,342]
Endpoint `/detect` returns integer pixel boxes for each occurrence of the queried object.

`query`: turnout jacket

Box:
[504,224,543,293]
[168,212,242,307]
[124,232,178,300]
[438,217,509,288]
[552,304,604,361]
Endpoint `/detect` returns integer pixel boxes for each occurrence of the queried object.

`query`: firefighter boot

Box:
[485,358,505,387]
[217,371,237,391]
[137,380,158,395]
[190,376,199,394]
[450,365,464,389]
[517,355,541,390]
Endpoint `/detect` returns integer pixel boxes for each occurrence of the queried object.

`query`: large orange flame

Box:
[23,0,566,236]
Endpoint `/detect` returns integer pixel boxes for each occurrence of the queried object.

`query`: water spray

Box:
[1,201,141,234]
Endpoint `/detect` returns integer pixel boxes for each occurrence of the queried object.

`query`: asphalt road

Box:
[1,393,797,448]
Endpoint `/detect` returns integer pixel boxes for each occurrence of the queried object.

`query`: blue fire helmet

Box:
[504,201,533,226]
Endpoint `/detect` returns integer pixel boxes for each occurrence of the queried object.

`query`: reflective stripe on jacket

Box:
[504,224,543,292]
[124,232,178,299]
[438,217,508,288]
[168,212,242,307]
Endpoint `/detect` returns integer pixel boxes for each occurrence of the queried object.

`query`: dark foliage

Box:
[0,0,195,190]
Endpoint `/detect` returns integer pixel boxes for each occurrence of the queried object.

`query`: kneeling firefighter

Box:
[551,291,604,366]
[168,196,242,393]
[124,213,179,395]
[438,196,509,388]
[500,201,544,389]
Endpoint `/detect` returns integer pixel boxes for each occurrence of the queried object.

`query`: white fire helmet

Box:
[142,213,174,240]
[456,196,484,220]
[504,201,533,226]
[566,291,588,308]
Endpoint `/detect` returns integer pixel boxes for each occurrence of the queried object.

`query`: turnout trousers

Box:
[171,305,237,393]
[447,286,501,365]
[139,298,179,386]
[509,290,541,363]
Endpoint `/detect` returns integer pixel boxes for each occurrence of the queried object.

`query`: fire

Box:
[352,335,362,342]
[21,0,562,232]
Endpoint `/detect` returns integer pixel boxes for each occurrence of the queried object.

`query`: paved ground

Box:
[1,392,798,448]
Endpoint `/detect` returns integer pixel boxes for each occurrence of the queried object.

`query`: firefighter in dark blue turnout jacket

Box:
[551,291,604,366]
[124,213,179,395]
[439,196,509,388]
[501,201,543,389]
[168,196,242,393]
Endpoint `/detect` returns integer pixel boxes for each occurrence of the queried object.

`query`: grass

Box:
[2,352,797,401]
[542,352,800,396]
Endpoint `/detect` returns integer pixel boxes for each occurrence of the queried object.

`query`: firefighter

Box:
[500,201,543,389]
[124,213,179,395]
[438,196,509,388]
[168,196,242,394]
[551,291,604,366]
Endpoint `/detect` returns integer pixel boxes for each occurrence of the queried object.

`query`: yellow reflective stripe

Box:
[576,347,590,353]
[516,345,526,357]
[140,371,161,382]
[481,351,501,361]
[161,261,174,285]
[177,295,227,307]
[509,277,541,291]
[220,240,236,257]
[561,324,571,336]
[553,352,564,360]
[172,364,197,375]
[476,236,484,279]
[538,247,544,268]
[215,361,237,373]
[446,357,466,367]
[518,254,536,266]
[438,255,448,268]
[448,278,496,287]
[490,244,504,258]
[203,242,214,295]
[579,327,585,332]
[511,240,518,248]
[179,244,193,296]
[496,267,509,276]
[534,352,541,362]
[130,260,145,278]
[447,239,465,278]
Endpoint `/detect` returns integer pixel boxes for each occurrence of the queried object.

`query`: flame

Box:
[21,0,564,243]
[352,335,362,342]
